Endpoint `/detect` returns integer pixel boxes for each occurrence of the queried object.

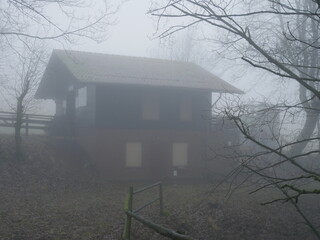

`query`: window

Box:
[142,95,159,120]
[180,97,192,121]
[62,100,66,115]
[172,143,188,167]
[125,142,142,167]
[75,87,87,108]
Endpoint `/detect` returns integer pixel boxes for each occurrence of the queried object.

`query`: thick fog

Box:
[0,0,298,115]
[0,1,319,240]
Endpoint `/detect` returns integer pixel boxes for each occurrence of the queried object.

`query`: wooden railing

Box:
[122,182,195,240]
[0,111,54,135]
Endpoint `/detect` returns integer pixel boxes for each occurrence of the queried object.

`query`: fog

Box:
[0,0,300,117]
[0,1,319,240]
[1,0,297,115]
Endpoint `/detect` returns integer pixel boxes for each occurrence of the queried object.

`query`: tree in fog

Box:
[0,0,117,160]
[150,0,320,238]
[155,26,203,62]
[2,45,45,161]
[153,25,223,73]
[0,0,116,112]
[0,0,115,49]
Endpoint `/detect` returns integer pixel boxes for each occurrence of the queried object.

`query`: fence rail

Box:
[125,211,195,240]
[122,182,194,240]
[0,111,54,135]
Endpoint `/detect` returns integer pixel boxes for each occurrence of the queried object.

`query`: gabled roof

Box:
[36,49,243,98]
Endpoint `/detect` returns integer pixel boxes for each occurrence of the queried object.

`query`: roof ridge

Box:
[48,49,243,94]
[53,49,195,65]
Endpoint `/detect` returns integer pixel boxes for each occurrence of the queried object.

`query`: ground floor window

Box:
[172,142,188,167]
[125,142,142,167]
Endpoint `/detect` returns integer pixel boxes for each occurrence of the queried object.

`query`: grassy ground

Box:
[0,136,319,240]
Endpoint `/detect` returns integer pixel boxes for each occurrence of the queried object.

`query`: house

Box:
[36,49,242,180]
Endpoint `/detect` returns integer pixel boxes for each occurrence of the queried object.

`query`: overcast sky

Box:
[67,0,155,57]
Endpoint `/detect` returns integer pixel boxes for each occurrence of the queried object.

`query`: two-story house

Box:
[36,50,242,180]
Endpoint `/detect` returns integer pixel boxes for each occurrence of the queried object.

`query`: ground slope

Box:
[0,136,318,240]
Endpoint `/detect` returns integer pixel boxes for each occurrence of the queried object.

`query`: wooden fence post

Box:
[123,186,133,240]
[159,183,163,215]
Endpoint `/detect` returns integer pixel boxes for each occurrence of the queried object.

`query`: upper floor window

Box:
[75,87,87,108]
[172,142,188,167]
[180,97,192,121]
[125,142,142,167]
[142,95,159,120]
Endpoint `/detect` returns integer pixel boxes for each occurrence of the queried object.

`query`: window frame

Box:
[172,142,188,167]
[125,142,142,168]
[179,96,193,122]
[142,94,159,120]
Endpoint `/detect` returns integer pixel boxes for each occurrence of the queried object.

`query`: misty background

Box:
[0,0,298,116]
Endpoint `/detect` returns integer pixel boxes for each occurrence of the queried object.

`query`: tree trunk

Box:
[288,6,320,157]
[288,107,320,157]
[15,97,23,161]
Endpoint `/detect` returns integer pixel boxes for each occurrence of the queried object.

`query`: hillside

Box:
[0,136,318,240]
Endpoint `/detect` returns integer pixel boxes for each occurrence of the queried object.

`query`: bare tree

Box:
[0,0,116,49]
[2,45,45,161]
[154,26,199,61]
[150,0,320,238]
[0,0,118,159]
[152,25,221,71]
